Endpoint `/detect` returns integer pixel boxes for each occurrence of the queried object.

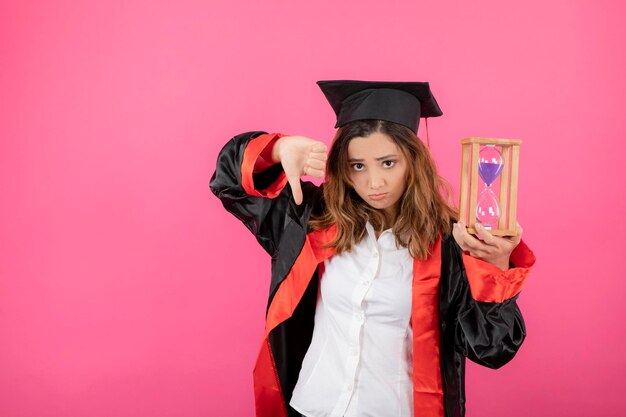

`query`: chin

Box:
[368,201,392,210]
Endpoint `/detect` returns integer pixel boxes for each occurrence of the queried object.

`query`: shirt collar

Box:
[365,221,397,250]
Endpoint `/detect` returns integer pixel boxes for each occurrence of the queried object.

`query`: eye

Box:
[382,160,396,168]
[350,163,365,171]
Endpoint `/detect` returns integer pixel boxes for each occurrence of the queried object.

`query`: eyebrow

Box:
[348,154,399,163]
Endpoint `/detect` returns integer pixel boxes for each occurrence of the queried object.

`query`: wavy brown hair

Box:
[309,119,457,260]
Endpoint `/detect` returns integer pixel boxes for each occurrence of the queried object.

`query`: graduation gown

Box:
[209,131,536,417]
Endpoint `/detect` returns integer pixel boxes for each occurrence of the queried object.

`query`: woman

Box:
[210,80,535,417]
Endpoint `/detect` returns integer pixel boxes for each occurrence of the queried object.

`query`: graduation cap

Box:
[316,80,443,134]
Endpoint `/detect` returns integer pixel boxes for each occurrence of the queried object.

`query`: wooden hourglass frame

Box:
[459,137,522,236]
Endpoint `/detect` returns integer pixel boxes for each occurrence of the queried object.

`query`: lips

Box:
[368,193,388,201]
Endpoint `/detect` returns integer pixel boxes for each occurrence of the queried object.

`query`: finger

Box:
[288,176,303,205]
[454,223,489,252]
[462,238,489,253]
[302,165,325,177]
[306,158,326,170]
[474,223,498,246]
[454,222,478,243]
[453,222,480,250]
[452,223,465,248]
[453,227,491,258]
[311,142,327,153]
[308,151,328,161]
[306,168,325,178]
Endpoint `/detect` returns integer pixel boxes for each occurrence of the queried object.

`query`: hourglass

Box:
[459,138,522,236]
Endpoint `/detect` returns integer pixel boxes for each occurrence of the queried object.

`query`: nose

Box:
[369,171,385,190]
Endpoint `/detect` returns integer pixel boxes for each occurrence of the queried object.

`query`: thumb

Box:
[288,175,303,205]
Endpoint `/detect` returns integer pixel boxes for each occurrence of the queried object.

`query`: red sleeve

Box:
[241,133,288,198]
[462,239,536,303]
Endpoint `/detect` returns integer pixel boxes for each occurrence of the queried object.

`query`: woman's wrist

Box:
[270,137,285,164]
[490,256,511,271]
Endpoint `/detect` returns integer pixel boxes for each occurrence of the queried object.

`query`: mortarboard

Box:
[316,80,443,134]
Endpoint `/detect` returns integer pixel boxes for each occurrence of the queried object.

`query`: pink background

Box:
[1,1,625,416]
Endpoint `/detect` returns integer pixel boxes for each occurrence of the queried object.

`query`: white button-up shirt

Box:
[290,222,415,417]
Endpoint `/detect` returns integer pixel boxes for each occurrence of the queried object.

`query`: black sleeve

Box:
[454,293,526,369]
[446,238,527,369]
[209,131,320,256]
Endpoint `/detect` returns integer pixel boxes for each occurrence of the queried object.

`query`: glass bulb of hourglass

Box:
[476,188,500,229]
[476,145,504,229]
[478,145,503,187]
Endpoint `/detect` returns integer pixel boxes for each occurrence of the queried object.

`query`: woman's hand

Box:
[272,135,328,205]
[452,222,523,270]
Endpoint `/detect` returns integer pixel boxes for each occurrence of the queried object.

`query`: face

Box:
[347,131,408,221]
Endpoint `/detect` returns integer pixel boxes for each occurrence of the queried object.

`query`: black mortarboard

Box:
[317,80,443,133]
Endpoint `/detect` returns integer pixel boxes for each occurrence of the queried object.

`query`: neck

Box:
[382,206,398,229]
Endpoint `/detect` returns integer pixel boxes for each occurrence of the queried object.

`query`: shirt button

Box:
[371,251,378,257]
[362,280,370,286]
[347,384,354,391]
